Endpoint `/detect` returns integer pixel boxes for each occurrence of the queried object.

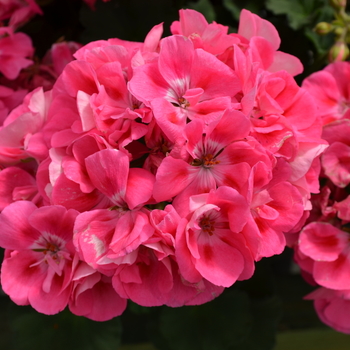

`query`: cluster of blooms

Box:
[0,8,327,322]
[291,61,350,334]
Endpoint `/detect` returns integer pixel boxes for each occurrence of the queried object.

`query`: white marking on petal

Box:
[90,234,105,258]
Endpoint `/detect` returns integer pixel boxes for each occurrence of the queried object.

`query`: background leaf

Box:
[9,307,122,350]
[157,289,252,350]
[266,0,318,30]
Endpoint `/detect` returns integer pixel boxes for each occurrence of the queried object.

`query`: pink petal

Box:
[0,201,39,249]
[238,9,281,50]
[125,168,155,209]
[195,233,244,287]
[153,157,197,202]
[299,222,349,262]
[85,149,129,204]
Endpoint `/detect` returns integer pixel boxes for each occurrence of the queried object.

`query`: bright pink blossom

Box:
[129,35,241,141]
[0,201,79,314]
[175,186,254,288]
[237,9,303,76]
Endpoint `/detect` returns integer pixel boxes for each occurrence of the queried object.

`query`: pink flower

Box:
[129,35,240,142]
[302,61,350,125]
[0,31,34,80]
[69,262,127,321]
[298,222,350,290]
[0,201,79,314]
[0,0,42,30]
[305,287,350,334]
[153,109,272,212]
[170,9,239,55]
[175,186,254,287]
[321,120,350,188]
[0,166,38,210]
[0,87,51,165]
[244,162,304,259]
[236,9,303,76]
[0,84,27,125]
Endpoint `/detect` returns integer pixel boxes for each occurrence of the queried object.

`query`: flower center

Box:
[199,215,215,236]
[191,154,220,168]
[202,154,220,168]
[178,97,190,108]
[31,232,68,265]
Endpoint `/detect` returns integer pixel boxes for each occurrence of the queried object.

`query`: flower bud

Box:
[334,26,344,36]
[329,0,347,10]
[328,41,350,62]
[314,22,333,35]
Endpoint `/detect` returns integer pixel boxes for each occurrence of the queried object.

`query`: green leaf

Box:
[187,0,216,22]
[158,289,252,350]
[231,296,282,350]
[10,308,122,350]
[222,0,241,21]
[266,0,326,30]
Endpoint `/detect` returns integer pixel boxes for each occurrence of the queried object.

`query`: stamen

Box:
[199,215,215,236]
[202,154,220,168]
[178,97,190,108]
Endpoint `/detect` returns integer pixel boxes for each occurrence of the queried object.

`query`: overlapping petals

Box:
[0,8,327,321]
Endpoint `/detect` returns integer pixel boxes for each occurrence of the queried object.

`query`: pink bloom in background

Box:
[0,87,51,165]
[290,60,350,333]
[321,119,350,188]
[305,287,350,334]
[0,84,27,125]
[298,222,350,290]
[0,0,42,30]
[302,61,350,125]
[0,31,34,80]
[0,40,82,93]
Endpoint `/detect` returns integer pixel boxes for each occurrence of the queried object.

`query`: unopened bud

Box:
[314,22,333,35]
[329,0,347,10]
[329,41,350,62]
[334,26,344,36]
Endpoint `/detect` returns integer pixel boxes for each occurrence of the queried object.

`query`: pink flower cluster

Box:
[0,0,39,123]
[0,9,326,321]
[0,0,81,125]
[292,61,350,334]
